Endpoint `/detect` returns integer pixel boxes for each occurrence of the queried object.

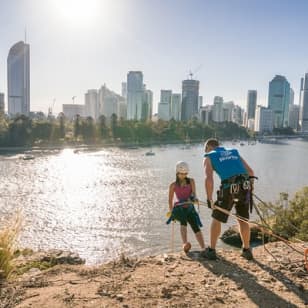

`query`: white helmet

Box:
[176,161,189,173]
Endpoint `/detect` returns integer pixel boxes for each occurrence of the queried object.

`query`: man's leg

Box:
[210,218,221,249]
[238,219,250,249]
[195,231,205,250]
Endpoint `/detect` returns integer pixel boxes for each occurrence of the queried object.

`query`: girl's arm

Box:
[190,178,197,198]
[168,182,175,211]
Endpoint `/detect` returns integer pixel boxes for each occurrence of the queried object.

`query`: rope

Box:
[171,221,175,253]
[253,193,301,233]
[197,200,304,257]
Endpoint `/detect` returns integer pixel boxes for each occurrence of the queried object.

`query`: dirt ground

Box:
[0,241,307,308]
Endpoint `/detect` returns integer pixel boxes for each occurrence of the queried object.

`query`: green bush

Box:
[272,187,308,241]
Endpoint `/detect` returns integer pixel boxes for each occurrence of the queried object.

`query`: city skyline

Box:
[1,0,308,114]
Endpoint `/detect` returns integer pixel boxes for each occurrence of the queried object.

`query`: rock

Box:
[40,250,85,265]
[221,224,270,247]
[13,249,85,267]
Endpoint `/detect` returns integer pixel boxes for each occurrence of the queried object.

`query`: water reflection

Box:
[0,140,308,264]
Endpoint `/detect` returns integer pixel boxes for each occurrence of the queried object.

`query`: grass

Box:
[0,212,22,280]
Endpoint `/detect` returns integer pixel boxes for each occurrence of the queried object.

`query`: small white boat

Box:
[145,150,155,156]
[22,154,35,160]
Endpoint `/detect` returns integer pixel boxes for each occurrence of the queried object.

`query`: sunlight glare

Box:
[53,0,100,26]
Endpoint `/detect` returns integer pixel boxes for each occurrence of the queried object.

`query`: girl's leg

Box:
[180,225,188,244]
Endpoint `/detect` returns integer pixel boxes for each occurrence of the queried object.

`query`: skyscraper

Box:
[158,90,172,120]
[181,79,199,121]
[85,89,98,120]
[255,106,273,133]
[246,90,257,120]
[212,96,224,122]
[98,84,125,122]
[268,75,290,128]
[127,71,143,120]
[300,73,308,132]
[171,93,181,121]
[142,89,153,121]
[7,41,30,116]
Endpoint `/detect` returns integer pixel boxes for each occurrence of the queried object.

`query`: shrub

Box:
[271,187,308,241]
[0,213,21,280]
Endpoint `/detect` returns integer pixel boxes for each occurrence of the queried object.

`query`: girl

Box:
[168,161,206,253]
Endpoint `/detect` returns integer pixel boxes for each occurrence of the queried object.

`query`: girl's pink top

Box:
[173,183,192,204]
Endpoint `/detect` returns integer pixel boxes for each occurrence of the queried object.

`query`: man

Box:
[202,138,255,260]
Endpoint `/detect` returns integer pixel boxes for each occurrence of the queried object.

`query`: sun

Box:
[53,0,100,27]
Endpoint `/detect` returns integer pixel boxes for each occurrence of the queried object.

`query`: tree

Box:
[81,116,95,143]
[98,115,109,140]
[73,114,81,139]
[8,115,33,146]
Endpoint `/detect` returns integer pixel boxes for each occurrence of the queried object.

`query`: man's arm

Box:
[204,158,214,201]
[240,157,254,177]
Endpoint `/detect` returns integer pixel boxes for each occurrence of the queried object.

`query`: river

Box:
[0,139,307,264]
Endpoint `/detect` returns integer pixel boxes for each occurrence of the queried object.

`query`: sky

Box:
[1,0,308,114]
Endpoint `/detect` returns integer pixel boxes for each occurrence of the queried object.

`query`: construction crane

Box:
[187,64,203,80]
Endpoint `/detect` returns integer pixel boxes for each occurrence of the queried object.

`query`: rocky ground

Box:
[0,241,307,308]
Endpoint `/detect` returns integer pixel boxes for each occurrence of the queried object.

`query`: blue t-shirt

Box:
[204,147,247,181]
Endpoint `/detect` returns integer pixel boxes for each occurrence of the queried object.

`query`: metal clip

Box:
[230,183,240,194]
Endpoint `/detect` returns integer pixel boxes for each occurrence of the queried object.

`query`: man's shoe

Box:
[241,248,253,260]
[201,247,217,260]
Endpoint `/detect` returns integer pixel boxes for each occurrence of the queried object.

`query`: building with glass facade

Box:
[127,71,143,120]
[268,75,290,128]
[7,41,30,116]
[300,73,308,132]
[181,79,199,121]
[246,90,257,121]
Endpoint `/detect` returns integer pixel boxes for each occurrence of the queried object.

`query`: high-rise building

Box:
[268,75,290,128]
[212,96,224,122]
[200,105,212,125]
[142,89,153,121]
[127,71,143,120]
[289,88,294,106]
[255,106,273,133]
[232,105,244,126]
[171,93,181,121]
[158,90,172,121]
[181,79,199,121]
[0,93,4,114]
[121,82,127,98]
[98,84,125,123]
[62,104,85,120]
[198,96,203,111]
[299,77,304,128]
[289,104,300,131]
[300,73,308,132]
[7,41,30,116]
[85,89,98,120]
[246,90,257,121]
[223,101,234,122]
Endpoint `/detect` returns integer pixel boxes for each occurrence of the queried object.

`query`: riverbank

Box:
[1,241,307,308]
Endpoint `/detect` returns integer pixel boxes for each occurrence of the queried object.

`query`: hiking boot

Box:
[241,248,253,260]
[201,247,217,260]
